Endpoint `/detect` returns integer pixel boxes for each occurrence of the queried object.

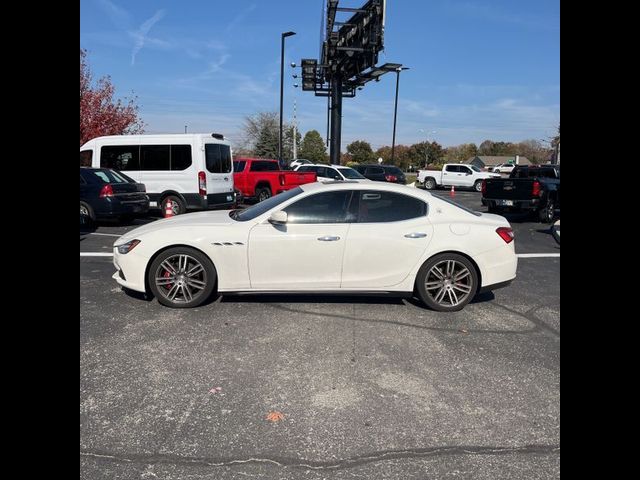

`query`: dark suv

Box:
[352,164,406,184]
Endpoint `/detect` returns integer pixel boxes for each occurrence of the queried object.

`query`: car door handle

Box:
[317,236,340,241]
[404,232,427,238]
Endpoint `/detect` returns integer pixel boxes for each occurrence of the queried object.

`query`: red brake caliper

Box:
[163,269,173,290]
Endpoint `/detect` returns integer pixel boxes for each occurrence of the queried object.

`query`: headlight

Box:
[115,239,141,254]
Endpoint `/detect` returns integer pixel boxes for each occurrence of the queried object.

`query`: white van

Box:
[79,133,235,214]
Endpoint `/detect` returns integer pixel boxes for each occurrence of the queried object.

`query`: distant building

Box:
[465,155,532,169]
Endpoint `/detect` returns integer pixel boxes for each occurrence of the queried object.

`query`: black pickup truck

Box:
[481,164,560,223]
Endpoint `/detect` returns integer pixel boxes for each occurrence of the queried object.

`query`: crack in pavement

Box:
[80,444,560,470]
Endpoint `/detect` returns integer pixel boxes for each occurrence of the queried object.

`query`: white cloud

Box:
[130,9,167,65]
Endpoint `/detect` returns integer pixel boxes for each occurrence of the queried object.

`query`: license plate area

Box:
[498,199,514,206]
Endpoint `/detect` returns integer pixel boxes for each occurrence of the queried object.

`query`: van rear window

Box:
[206,144,232,173]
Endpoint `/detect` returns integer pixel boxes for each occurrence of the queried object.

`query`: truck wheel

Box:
[474,180,483,192]
[256,186,272,202]
[423,178,436,190]
[539,199,555,223]
[161,195,186,216]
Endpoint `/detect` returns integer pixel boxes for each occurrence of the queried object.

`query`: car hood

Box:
[115,210,237,244]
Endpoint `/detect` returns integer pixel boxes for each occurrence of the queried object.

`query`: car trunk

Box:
[484,178,535,200]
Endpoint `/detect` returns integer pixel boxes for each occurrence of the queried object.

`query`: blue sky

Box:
[80,0,559,151]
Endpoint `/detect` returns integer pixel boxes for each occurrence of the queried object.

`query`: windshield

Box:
[471,165,482,172]
[338,167,366,179]
[231,187,304,221]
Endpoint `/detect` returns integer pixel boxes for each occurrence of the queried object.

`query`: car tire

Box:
[539,199,555,223]
[161,195,186,216]
[474,180,483,192]
[148,246,217,308]
[423,178,436,190]
[80,202,95,224]
[256,186,272,202]
[415,253,478,312]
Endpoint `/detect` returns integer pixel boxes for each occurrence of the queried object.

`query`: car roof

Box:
[299,179,431,196]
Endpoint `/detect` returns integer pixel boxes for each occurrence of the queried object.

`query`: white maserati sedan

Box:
[112,181,517,312]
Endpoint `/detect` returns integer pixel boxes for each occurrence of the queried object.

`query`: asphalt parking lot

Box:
[80,189,559,479]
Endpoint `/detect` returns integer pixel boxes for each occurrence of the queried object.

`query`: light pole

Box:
[279,31,296,165]
[391,66,409,164]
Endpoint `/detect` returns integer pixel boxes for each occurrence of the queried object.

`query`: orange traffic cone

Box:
[164,199,174,218]
[449,185,455,197]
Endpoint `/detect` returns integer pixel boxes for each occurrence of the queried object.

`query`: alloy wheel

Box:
[154,254,207,304]
[424,260,473,307]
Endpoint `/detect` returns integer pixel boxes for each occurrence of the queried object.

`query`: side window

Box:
[326,168,341,180]
[233,160,246,172]
[205,144,232,173]
[250,160,279,172]
[171,145,192,171]
[284,191,354,224]
[445,165,459,172]
[80,150,93,167]
[101,146,140,170]
[356,190,427,223]
[316,167,327,177]
[460,166,471,174]
[366,167,384,175]
[141,145,170,171]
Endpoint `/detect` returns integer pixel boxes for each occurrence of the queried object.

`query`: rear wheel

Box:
[539,199,555,223]
[474,180,483,192]
[416,253,478,312]
[161,195,186,216]
[256,186,272,202]
[423,178,436,190]
[80,202,95,224]
[148,247,217,308]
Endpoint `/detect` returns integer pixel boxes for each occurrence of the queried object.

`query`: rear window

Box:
[87,169,130,184]
[512,167,557,179]
[205,144,232,173]
[339,167,366,179]
[365,166,384,175]
[385,167,403,175]
[250,160,279,172]
[233,160,246,172]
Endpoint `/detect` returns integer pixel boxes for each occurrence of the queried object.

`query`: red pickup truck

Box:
[233,158,317,202]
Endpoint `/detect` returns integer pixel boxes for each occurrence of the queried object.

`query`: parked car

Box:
[80,167,149,223]
[481,164,560,223]
[233,158,317,202]
[493,163,516,174]
[417,164,500,191]
[112,181,517,312]
[289,158,314,169]
[80,133,236,215]
[352,164,406,184]
[294,164,367,182]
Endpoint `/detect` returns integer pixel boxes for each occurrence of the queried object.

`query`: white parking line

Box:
[80,252,560,258]
[81,233,121,237]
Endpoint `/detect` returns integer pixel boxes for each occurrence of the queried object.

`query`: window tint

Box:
[101,146,140,170]
[316,167,328,177]
[171,145,192,170]
[89,169,130,184]
[356,190,427,223]
[445,165,459,172]
[205,144,232,173]
[141,145,170,171]
[339,167,365,179]
[233,160,246,172]
[297,166,312,172]
[284,191,354,224]
[80,150,92,167]
[325,168,342,180]
[385,167,403,175]
[459,166,471,174]
[366,167,384,175]
[249,160,279,172]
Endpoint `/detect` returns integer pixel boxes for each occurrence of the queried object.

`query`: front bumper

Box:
[112,248,149,293]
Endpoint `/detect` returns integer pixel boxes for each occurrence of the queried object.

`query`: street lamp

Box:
[279,31,296,165]
[391,66,410,164]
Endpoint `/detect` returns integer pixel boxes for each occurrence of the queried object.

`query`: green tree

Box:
[444,143,478,163]
[409,141,444,166]
[254,125,278,158]
[299,130,327,164]
[346,140,375,163]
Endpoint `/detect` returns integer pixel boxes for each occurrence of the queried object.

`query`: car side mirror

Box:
[268,210,288,225]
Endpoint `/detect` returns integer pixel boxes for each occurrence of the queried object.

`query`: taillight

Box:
[385,174,397,182]
[496,227,514,244]
[279,174,285,186]
[481,179,487,195]
[532,180,541,197]
[198,171,206,196]
[99,184,114,198]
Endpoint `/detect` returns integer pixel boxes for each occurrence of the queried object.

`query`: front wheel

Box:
[148,247,217,308]
[474,180,483,192]
[415,253,478,312]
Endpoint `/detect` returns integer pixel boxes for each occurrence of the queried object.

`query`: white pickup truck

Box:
[417,164,501,192]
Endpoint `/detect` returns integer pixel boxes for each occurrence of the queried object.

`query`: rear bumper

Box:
[482,198,540,210]
[93,196,150,218]
[473,246,518,289]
